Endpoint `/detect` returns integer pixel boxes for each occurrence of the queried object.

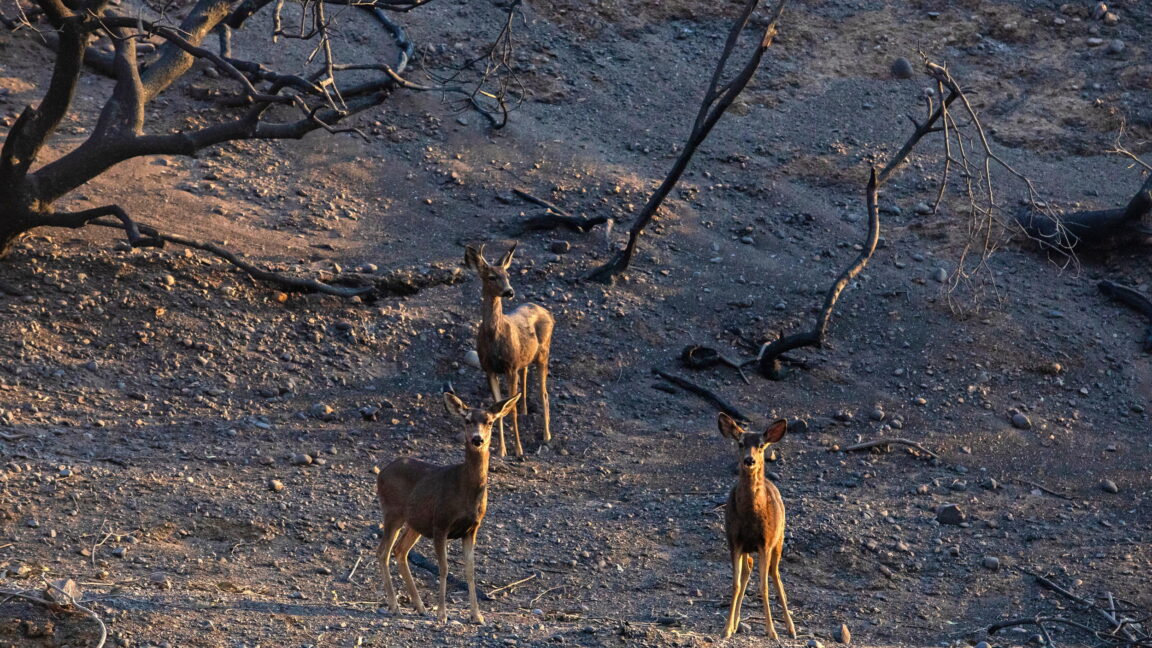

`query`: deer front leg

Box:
[463,532,484,624]
[487,373,506,457]
[506,370,523,457]
[434,534,449,624]
[723,551,745,638]
[759,549,778,639]
[518,366,529,414]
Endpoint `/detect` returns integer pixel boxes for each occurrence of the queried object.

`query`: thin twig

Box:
[1003,476,1072,500]
[346,554,363,584]
[486,573,536,598]
[841,438,938,459]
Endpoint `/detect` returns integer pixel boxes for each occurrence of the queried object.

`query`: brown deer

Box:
[463,243,555,457]
[717,412,797,640]
[375,391,520,624]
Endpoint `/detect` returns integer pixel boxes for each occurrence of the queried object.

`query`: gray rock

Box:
[464,350,483,369]
[1100,479,1119,493]
[550,240,571,254]
[112,547,127,558]
[914,202,933,215]
[359,406,380,421]
[309,403,334,419]
[936,503,967,525]
[982,555,1000,571]
[976,642,991,648]
[808,639,826,648]
[869,408,885,422]
[982,477,1000,490]
[290,453,313,466]
[890,57,914,79]
[1106,39,1125,55]
[932,267,948,283]
[1010,412,1032,429]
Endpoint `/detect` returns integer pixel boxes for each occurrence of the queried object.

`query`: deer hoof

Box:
[470,613,485,625]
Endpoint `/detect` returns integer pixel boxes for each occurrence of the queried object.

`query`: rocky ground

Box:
[0,0,1150,646]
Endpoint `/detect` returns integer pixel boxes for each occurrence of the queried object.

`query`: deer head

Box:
[718,413,787,472]
[464,243,518,299]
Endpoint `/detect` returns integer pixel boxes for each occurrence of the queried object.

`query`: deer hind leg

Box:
[518,366,529,415]
[487,373,506,458]
[506,370,523,456]
[462,531,484,624]
[434,534,449,624]
[537,353,551,443]
[723,551,746,638]
[771,542,796,638]
[376,520,404,613]
[759,549,778,639]
[393,527,426,615]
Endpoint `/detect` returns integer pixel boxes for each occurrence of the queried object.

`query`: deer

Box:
[375,391,520,624]
[717,412,797,640]
[463,243,555,458]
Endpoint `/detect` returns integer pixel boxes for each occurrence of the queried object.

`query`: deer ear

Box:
[489,393,520,419]
[443,392,468,418]
[718,412,744,440]
[497,242,517,269]
[763,419,788,444]
[464,246,486,271]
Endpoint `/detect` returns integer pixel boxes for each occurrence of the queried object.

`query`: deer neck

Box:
[461,446,490,493]
[479,286,506,334]
[736,465,766,503]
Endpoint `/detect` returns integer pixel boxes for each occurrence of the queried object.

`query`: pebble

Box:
[550,240,571,254]
[839,623,852,644]
[740,235,755,245]
[982,555,1000,571]
[982,477,1000,490]
[1010,412,1032,430]
[25,518,39,528]
[358,263,379,274]
[932,267,947,283]
[869,408,885,422]
[890,57,914,79]
[290,453,313,466]
[309,403,334,419]
[808,639,826,648]
[936,503,967,525]
[359,406,380,421]
[975,642,991,648]
[1100,479,1119,494]
[464,350,483,369]
[269,479,285,492]
[112,547,127,558]
[914,202,933,215]
[1106,39,1125,55]
[1086,37,1104,47]
[739,622,752,634]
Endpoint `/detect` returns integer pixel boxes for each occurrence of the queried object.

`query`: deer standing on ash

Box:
[464,243,554,457]
[717,412,797,639]
[375,391,519,624]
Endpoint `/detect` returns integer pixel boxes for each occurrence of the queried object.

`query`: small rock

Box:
[358,263,379,274]
[309,403,334,419]
[112,547,127,558]
[890,57,914,79]
[982,477,1000,490]
[269,479,285,492]
[839,623,852,644]
[359,406,381,422]
[1092,2,1107,20]
[1106,39,1125,55]
[739,622,752,635]
[1010,412,1032,430]
[808,639,826,648]
[149,571,172,589]
[550,240,571,254]
[290,453,313,466]
[25,518,39,528]
[936,503,967,525]
[1086,37,1104,47]
[464,350,482,369]
[869,408,885,422]
[914,202,933,215]
[740,235,755,245]
[932,267,948,283]
[1100,479,1119,494]
[982,555,1000,571]
[162,274,176,286]
[1103,11,1119,25]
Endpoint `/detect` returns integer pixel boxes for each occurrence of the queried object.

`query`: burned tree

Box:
[0,0,510,295]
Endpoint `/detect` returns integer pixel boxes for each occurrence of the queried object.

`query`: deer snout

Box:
[742,456,756,467]
[471,435,485,447]
[501,287,515,299]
